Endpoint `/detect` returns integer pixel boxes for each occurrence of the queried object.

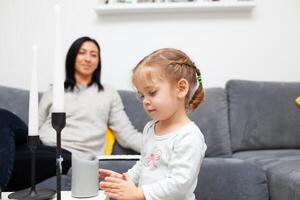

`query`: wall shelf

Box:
[95,1,256,15]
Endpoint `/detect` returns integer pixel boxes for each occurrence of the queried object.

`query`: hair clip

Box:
[189,74,201,100]
[196,75,202,84]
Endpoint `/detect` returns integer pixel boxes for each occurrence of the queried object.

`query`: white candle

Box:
[53,3,64,112]
[28,45,39,136]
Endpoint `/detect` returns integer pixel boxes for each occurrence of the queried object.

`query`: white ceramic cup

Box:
[71,153,99,198]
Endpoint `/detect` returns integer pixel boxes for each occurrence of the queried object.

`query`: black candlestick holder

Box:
[8,136,56,200]
[51,112,66,200]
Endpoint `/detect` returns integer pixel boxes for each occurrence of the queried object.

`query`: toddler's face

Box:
[134,70,180,121]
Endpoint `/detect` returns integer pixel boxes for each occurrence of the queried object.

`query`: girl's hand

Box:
[99,169,123,179]
[100,173,145,200]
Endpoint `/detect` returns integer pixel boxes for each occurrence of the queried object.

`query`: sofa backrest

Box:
[0,86,29,124]
[118,90,151,133]
[0,86,43,125]
[118,88,232,157]
[112,90,153,155]
[0,85,233,157]
[226,80,300,152]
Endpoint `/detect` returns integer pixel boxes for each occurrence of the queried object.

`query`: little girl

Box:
[99,48,207,200]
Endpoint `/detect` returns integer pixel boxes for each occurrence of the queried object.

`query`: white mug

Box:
[71,153,99,198]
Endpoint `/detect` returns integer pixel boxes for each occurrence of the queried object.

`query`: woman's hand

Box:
[100,173,145,200]
[99,168,123,179]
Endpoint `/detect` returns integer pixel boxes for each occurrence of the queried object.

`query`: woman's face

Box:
[75,41,99,79]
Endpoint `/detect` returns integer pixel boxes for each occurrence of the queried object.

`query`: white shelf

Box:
[95,1,256,15]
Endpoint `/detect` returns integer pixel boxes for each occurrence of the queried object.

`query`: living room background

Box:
[0,0,299,92]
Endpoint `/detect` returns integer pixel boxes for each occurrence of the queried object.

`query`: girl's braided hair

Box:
[133,48,204,111]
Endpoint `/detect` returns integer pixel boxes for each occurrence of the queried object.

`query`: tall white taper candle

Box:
[53,3,64,113]
[28,45,39,136]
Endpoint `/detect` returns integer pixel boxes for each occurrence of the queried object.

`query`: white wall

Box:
[0,0,299,92]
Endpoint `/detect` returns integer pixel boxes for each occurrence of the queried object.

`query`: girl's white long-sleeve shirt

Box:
[128,120,207,200]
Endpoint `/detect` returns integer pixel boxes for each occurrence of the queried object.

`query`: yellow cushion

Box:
[296,96,300,106]
[104,128,116,155]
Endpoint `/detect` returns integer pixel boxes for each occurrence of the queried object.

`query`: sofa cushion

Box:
[0,86,29,124]
[37,174,71,191]
[36,159,138,191]
[99,158,269,200]
[196,158,268,200]
[233,149,300,161]
[118,88,232,157]
[190,88,232,157]
[37,158,268,200]
[227,80,300,152]
[233,150,300,200]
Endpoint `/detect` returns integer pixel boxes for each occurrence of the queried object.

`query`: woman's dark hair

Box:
[64,36,103,91]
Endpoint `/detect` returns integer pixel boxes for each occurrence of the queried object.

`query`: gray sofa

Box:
[1,79,300,200]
